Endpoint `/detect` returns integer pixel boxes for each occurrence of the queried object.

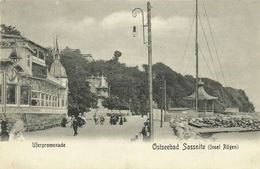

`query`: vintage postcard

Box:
[0,0,259,169]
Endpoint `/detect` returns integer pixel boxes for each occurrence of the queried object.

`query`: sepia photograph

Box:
[0,0,259,168]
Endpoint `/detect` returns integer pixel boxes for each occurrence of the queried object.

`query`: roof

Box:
[184,79,218,101]
[1,33,48,51]
[50,60,67,78]
[49,37,67,78]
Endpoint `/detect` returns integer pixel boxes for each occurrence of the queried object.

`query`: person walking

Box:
[93,113,98,125]
[72,116,79,136]
[100,116,105,125]
[119,116,123,125]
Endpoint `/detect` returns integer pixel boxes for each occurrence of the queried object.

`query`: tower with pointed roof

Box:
[50,37,67,79]
[86,74,109,108]
[49,37,68,109]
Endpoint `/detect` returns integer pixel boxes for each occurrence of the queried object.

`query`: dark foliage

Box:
[1,24,21,36]
[47,48,254,114]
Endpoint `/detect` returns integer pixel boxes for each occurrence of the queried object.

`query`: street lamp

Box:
[132,1,154,141]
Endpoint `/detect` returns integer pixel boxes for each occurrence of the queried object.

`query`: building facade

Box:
[0,34,68,115]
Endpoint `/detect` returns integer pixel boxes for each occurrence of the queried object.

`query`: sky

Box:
[1,0,259,111]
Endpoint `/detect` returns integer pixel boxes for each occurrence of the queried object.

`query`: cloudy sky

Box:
[1,0,259,111]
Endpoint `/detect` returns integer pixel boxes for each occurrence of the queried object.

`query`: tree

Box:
[102,96,120,111]
[102,96,129,111]
[112,50,122,63]
[1,24,21,36]
[140,94,149,117]
[59,47,97,116]
[57,47,254,115]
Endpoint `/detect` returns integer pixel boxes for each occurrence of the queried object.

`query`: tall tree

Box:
[59,47,97,116]
[1,24,21,36]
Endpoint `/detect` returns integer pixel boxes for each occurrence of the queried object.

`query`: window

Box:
[45,94,49,106]
[20,86,30,105]
[62,99,64,107]
[49,95,52,107]
[7,84,16,104]
[53,96,56,107]
[57,95,60,107]
[41,93,45,106]
[32,63,47,79]
[39,51,45,60]
[31,91,40,106]
[27,55,30,67]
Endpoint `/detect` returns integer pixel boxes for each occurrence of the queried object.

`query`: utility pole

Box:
[147,1,153,141]
[160,76,166,128]
[195,0,199,111]
[160,79,163,128]
[132,1,153,141]
[2,71,7,120]
[164,79,167,118]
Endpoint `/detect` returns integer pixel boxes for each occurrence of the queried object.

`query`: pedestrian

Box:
[112,115,116,125]
[119,116,123,125]
[72,116,79,136]
[114,115,117,125]
[110,115,113,125]
[93,113,98,125]
[0,118,9,141]
[61,117,67,127]
[140,121,150,141]
[100,116,105,125]
[116,115,119,123]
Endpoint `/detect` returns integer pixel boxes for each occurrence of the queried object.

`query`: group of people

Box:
[93,114,105,125]
[60,115,87,136]
[109,115,127,125]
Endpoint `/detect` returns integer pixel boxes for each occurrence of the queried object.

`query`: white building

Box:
[0,34,68,116]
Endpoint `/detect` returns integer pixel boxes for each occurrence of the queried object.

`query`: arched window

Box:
[20,85,30,105]
[7,84,16,104]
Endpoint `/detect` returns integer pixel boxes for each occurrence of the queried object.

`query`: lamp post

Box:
[132,1,153,141]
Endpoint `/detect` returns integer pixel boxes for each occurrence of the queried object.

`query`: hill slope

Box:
[47,48,254,114]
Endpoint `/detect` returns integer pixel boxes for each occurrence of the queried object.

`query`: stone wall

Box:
[0,113,65,132]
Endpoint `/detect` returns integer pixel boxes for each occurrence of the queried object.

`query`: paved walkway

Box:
[24,116,177,141]
[153,120,178,140]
